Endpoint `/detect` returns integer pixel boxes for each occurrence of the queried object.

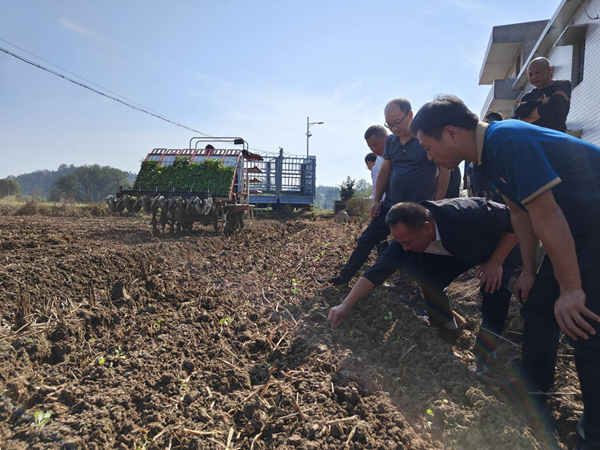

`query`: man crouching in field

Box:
[327,198,517,350]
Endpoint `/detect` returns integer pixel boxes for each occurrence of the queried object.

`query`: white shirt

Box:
[423,221,451,256]
[371,156,386,202]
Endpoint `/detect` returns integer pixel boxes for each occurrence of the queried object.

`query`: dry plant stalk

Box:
[140,259,149,281]
[16,284,31,327]
[88,278,96,307]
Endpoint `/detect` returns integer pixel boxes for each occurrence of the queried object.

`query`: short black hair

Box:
[364,125,387,140]
[410,95,479,140]
[205,144,216,150]
[484,111,503,122]
[385,98,412,114]
[385,202,430,230]
[365,153,378,165]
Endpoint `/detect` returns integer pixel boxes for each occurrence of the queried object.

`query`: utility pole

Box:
[306,117,324,157]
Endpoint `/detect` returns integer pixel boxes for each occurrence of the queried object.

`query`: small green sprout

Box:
[33,410,52,427]
[291,278,301,295]
[426,409,434,416]
[153,318,164,328]
[114,348,126,359]
[98,356,106,365]
[90,337,96,343]
[393,337,402,344]
[384,311,393,321]
[349,329,355,338]
[219,317,233,325]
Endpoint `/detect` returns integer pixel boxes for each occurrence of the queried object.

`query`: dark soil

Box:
[0,214,582,449]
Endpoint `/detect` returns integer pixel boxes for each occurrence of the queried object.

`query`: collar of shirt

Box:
[391,134,417,151]
[476,121,489,166]
[423,220,451,256]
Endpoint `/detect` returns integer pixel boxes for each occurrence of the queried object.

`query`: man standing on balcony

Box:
[512,57,571,132]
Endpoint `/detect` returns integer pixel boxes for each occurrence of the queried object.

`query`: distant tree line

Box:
[0,179,21,198]
[6,164,135,202]
[49,165,133,203]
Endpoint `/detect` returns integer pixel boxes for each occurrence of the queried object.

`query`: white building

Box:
[479,0,600,144]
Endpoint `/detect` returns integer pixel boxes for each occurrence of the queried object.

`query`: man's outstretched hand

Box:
[554,288,600,341]
[328,303,351,329]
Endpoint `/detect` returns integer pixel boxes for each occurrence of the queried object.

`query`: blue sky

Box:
[0,0,559,186]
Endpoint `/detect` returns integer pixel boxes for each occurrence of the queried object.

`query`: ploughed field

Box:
[0,213,582,449]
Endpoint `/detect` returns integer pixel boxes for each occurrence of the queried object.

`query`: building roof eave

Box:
[513,0,581,89]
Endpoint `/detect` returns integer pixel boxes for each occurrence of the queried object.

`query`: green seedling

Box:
[90,337,96,343]
[135,435,149,450]
[384,311,393,321]
[33,410,52,428]
[356,356,363,362]
[153,318,164,328]
[393,337,402,345]
[426,409,434,416]
[291,278,301,295]
[219,317,233,325]
[114,348,126,359]
[98,356,106,365]
[179,378,189,393]
[349,330,355,338]
[323,242,330,248]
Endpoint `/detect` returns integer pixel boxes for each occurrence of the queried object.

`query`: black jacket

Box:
[422,197,513,264]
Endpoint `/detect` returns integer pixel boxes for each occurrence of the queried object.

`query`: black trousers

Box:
[474,245,521,361]
[363,242,511,329]
[521,226,600,448]
[338,206,390,282]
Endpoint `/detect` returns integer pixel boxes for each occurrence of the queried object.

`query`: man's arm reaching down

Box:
[328,277,376,329]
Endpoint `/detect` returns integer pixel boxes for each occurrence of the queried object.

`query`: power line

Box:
[0,37,166,117]
[0,42,217,137]
[305,45,487,150]
[0,41,278,155]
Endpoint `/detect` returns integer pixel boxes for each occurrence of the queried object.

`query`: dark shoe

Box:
[317,276,348,286]
[438,326,463,345]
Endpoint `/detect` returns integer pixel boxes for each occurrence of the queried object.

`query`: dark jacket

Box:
[423,197,513,264]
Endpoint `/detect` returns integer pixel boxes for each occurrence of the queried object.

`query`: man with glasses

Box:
[323,98,450,286]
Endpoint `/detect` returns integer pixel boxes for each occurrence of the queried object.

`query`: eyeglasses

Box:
[384,111,410,130]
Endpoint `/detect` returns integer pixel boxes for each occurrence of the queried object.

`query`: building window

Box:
[572,40,585,87]
[515,51,522,78]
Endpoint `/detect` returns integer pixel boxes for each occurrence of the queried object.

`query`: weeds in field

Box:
[33,410,52,428]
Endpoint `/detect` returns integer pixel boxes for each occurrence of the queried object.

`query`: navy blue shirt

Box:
[382,135,437,209]
[476,120,600,235]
